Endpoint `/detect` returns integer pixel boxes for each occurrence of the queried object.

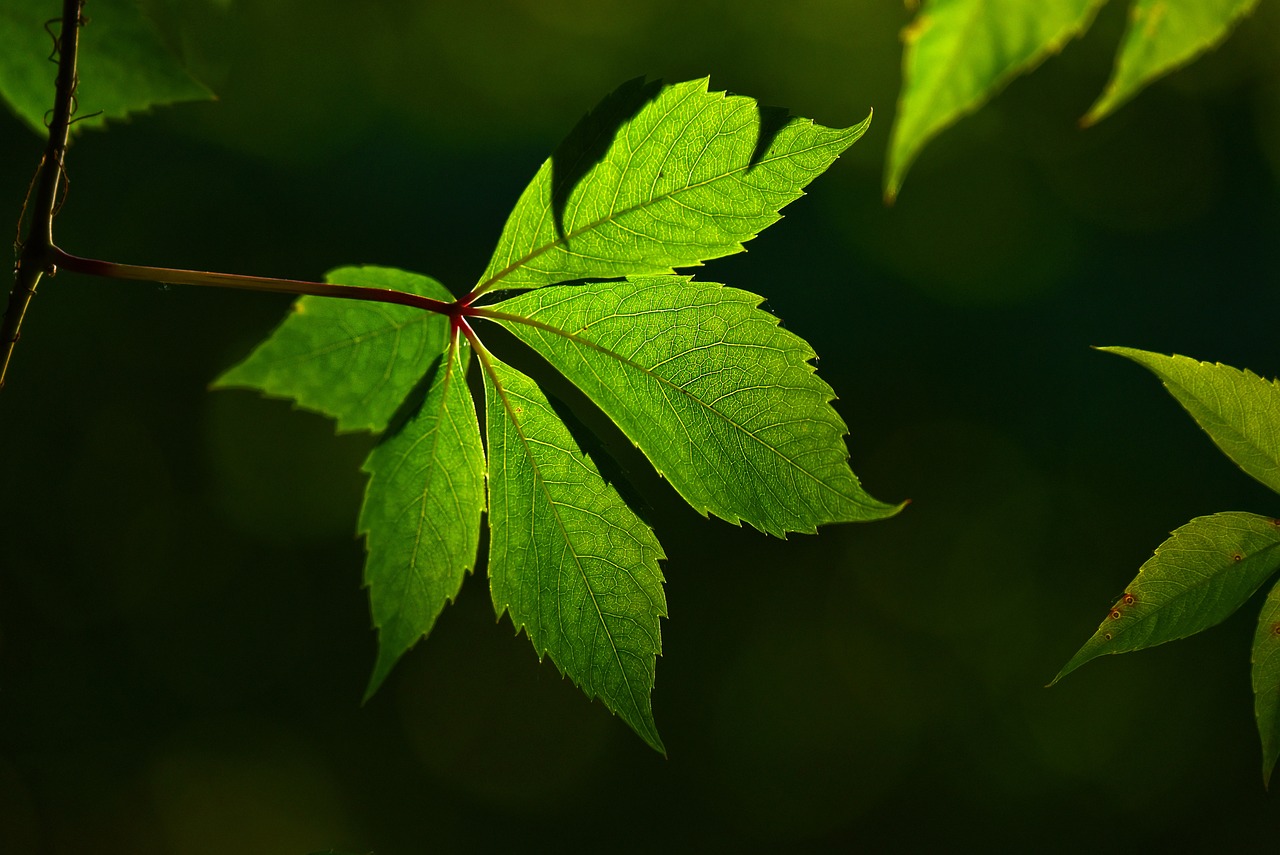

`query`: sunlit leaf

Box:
[474,76,868,294]
[885,0,1103,202]
[1053,512,1280,684]
[359,339,484,700]
[491,275,902,536]
[1100,347,1280,496]
[0,0,212,135]
[481,349,667,753]
[214,267,451,433]
[1084,0,1260,126]
[215,79,885,751]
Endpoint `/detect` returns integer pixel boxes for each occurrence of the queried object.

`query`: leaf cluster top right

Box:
[886,0,1260,201]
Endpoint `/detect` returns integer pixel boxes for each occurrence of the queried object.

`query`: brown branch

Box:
[50,248,454,315]
[1,0,84,391]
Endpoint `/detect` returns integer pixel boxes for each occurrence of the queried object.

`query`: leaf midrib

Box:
[1115,525,1280,643]
[488,303,864,513]
[483,354,643,715]
[475,124,843,294]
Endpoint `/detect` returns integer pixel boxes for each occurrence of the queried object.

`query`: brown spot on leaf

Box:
[1109,609,1122,620]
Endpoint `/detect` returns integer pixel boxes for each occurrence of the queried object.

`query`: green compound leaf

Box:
[359,338,485,701]
[0,0,212,135]
[1253,580,1280,787]
[214,267,452,433]
[474,76,869,295]
[481,348,667,753]
[490,275,902,537]
[213,79,887,751]
[1084,0,1260,126]
[886,0,1103,202]
[1053,512,1280,684]
[1100,347,1280,496]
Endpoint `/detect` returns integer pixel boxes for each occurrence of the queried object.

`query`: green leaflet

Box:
[480,348,667,753]
[491,275,902,536]
[1253,582,1280,787]
[886,0,1103,201]
[359,338,485,701]
[0,0,212,135]
[1100,347,1280,495]
[214,267,452,434]
[1084,0,1260,126]
[1060,349,1280,783]
[1053,512,1280,684]
[473,77,869,295]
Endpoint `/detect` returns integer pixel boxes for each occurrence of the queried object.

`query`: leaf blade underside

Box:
[1054,512,1280,684]
[481,349,667,753]
[474,76,869,294]
[491,275,901,536]
[1252,580,1280,787]
[359,338,485,700]
[213,266,452,433]
[1100,347,1280,496]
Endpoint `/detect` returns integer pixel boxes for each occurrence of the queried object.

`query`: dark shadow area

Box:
[479,319,668,531]
[550,76,664,241]
[747,103,793,172]
[376,351,446,443]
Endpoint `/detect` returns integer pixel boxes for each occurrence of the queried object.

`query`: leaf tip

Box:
[361,658,392,706]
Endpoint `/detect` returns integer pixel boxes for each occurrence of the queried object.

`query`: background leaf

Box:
[1054,512,1280,683]
[214,267,451,433]
[1252,580,1280,787]
[0,0,212,134]
[1100,347,1280,496]
[491,275,901,536]
[358,339,484,700]
[885,0,1103,201]
[474,77,868,294]
[481,349,667,752]
[1083,0,1260,126]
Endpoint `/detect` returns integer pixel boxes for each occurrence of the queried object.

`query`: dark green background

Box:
[5,0,1280,851]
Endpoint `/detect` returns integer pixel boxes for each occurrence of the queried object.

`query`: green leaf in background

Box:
[214,267,452,433]
[885,0,1103,202]
[480,348,668,753]
[0,0,212,134]
[1099,347,1280,495]
[358,338,485,700]
[491,275,902,536]
[1053,512,1280,683]
[473,77,869,295]
[1083,0,1260,126]
[1252,581,1280,786]
[886,0,1262,199]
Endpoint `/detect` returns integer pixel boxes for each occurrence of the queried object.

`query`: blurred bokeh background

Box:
[5,0,1280,851]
